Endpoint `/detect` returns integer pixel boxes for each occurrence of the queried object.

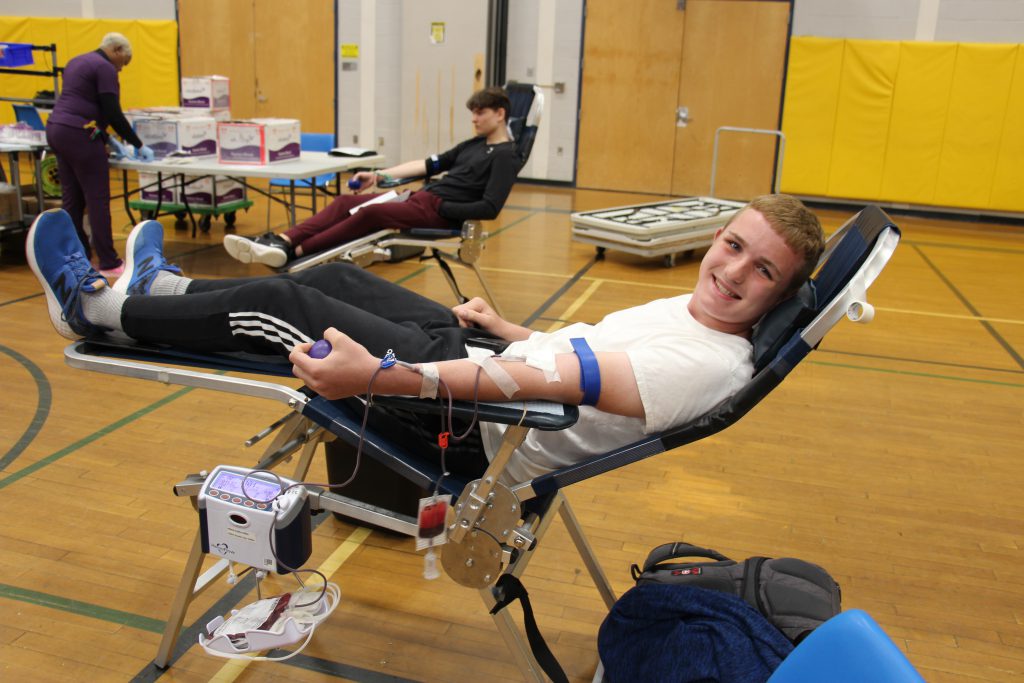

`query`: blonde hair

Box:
[729,194,825,292]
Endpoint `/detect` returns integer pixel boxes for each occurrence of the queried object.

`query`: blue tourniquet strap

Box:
[569,337,601,406]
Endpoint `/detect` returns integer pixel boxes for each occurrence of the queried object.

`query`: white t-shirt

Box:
[472,294,754,482]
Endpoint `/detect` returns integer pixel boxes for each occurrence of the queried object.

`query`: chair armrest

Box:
[406,227,462,238]
[377,175,423,189]
[372,395,578,431]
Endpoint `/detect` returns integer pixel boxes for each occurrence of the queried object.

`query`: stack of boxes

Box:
[131,76,258,209]
[181,76,238,208]
[129,75,305,215]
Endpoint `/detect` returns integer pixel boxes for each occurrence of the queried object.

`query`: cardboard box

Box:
[217,118,301,165]
[133,116,218,158]
[182,75,230,109]
[0,183,20,225]
[181,175,245,207]
[137,172,177,203]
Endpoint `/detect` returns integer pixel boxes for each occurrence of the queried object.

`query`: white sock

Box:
[149,271,192,296]
[82,287,127,332]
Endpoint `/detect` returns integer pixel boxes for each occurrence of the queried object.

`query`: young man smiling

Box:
[223,86,520,267]
[28,194,824,481]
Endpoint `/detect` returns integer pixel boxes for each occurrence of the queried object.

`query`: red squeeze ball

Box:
[309,339,332,359]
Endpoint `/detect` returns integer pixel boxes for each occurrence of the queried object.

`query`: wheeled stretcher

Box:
[65,205,901,680]
[571,196,746,267]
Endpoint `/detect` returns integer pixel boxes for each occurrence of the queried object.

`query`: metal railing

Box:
[710,126,785,197]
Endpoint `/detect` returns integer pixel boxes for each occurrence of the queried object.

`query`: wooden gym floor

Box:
[0,175,1022,682]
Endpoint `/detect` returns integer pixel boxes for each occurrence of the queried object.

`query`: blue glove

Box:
[107,137,128,159]
[135,145,156,162]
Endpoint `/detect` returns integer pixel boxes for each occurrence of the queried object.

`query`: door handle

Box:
[676,106,691,127]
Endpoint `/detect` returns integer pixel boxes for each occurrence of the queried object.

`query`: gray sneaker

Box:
[223,233,291,267]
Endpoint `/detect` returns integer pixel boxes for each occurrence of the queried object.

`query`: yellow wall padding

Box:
[935,44,1018,209]
[778,37,844,196]
[880,42,956,205]
[826,39,901,201]
[989,47,1024,212]
[782,38,1024,213]
[0,16,178,126]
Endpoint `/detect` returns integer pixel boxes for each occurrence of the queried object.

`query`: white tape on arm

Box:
[524,350,561,383]
[467,354,520,398]
[418,362,439,399]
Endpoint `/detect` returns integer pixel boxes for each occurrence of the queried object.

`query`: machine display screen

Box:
[210,470,282,502]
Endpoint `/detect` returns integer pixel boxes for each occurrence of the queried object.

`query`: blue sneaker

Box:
[113,219,182,296]
[26,209,110,339]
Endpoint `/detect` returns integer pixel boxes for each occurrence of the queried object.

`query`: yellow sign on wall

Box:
[430,22,445,45]
[340,43,359,59]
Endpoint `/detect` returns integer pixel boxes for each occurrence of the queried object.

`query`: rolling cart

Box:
[572,126,785,267]
[571,196,745,267]
[130,198,253,232]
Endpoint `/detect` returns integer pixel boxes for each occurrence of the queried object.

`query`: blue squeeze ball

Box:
[348,177,362,190]
[309,339,332,359]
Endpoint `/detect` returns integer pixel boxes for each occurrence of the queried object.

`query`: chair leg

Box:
[154,531,207,668]
[559,499,617,610]
[153,420,327,668]
[482,587,548,683]
[465,261,505,318]
[476,492,610,681]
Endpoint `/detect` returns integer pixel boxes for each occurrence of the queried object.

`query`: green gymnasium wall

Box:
[781,37,1024,213]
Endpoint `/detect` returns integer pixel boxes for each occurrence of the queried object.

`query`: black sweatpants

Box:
[121,263,496,476]
[121,262,477,360]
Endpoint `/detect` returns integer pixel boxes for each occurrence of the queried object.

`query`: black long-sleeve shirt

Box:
[423,136,521,222]
[99,92,143,148]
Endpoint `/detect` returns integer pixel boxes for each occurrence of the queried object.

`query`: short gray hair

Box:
[100,32,132,57]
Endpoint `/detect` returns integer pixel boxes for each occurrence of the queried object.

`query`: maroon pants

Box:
[45,122,121,270]
[283,190,454,256]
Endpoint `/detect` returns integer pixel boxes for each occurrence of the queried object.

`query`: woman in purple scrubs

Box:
[45,32,152,278]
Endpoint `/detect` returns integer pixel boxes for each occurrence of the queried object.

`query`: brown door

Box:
[577,0,790,199]
[178,0,334,133]
[576,2,686,194]
[252,0,334,133]
[671,0,791,199]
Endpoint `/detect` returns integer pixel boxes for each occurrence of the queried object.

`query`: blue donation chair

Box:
[279,82,545,316]
[64,204,900,680]
[767,609,925,682]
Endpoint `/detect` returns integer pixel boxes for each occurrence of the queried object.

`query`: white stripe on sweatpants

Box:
[228,312,315,352]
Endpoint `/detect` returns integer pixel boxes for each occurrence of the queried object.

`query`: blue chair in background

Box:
[13,103,45,131]
[11,103,61,198]
[265,132,337,226]
[767,610,926,682]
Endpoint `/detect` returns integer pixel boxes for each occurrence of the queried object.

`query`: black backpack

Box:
[631,542,841,643]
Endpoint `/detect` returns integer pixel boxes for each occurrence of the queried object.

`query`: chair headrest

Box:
[751,281,818,373]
